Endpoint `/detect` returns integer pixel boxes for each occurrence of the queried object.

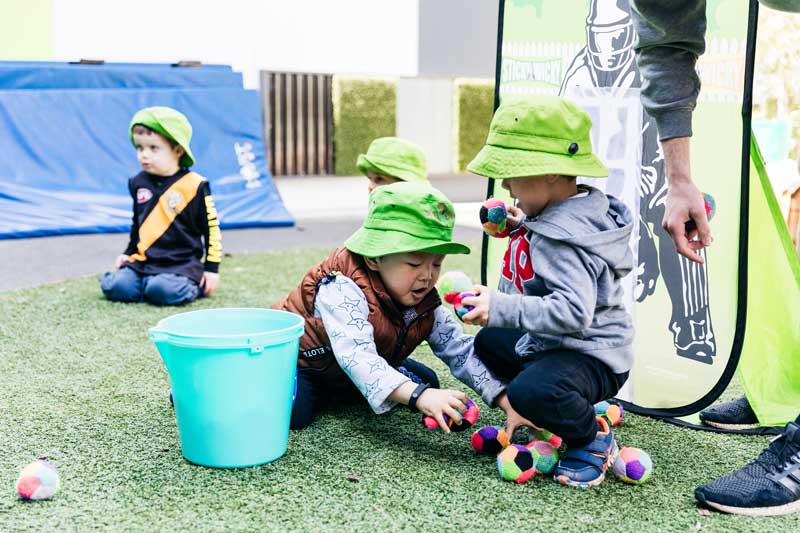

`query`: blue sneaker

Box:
[695,420,800,516]
[554,416,618,488]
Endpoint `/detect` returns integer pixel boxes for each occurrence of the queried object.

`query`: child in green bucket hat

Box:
[99,106,222,306]
[274,182,513,431]
[357,137,428,192]
[464,94,635,488]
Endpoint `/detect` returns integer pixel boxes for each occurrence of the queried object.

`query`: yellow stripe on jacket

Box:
[205,194,222,264]
[128,172,205,263]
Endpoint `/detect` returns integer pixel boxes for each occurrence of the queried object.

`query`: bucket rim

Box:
[149,307,304,341]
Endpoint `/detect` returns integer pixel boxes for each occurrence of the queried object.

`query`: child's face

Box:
[366,170,402,192]
[365,251,444,307]
[502,175,570,216]
[133,131,184,176]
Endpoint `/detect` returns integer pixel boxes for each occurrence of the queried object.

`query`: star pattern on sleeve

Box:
[330,329,345,342]
[363,379,382,400]
[339,351,359,372]
[471,370,489,389]
[368,359,387,374]
[337,295,361,313]
[347,313,369,330]
[353,338,371,349]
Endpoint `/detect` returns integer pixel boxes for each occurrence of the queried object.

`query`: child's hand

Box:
[496,392,540,438]
[461,287,490,327]
[507,204,525,227]
[416,388,469,433]
[200,272,220,296]
[115,254,129,269]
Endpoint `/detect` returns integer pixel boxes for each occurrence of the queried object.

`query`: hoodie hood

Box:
[524,186,633,278]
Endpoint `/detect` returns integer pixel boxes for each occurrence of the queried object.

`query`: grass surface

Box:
[0,247,795,531]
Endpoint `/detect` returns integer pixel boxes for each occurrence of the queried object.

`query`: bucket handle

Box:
[247,338,264,354]
[149,327,168,343]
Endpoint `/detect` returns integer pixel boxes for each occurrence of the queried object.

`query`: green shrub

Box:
[333,77,396,176]
[455,80,494,172]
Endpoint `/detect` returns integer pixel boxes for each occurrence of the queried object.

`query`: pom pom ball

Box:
[422,399,479,432]
[685,192,717,232]
[527,440,560,475]
[450,291,476,323]
[471,425,510,455]
[530,428,563,449]
[16,460,60,501]
[479,199,511,238]
[496,444,535,483]
[612,447,653,485]
[437,271,473,303]
[594,400,624,426]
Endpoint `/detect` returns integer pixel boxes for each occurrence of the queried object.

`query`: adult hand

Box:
[416,388,469,433]
[661,137,713,264]
[200,272,220,296]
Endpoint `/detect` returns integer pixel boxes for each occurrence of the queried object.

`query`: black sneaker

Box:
[699,396,759,430]
[695,420,800,516]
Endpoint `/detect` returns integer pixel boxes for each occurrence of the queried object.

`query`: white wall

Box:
[397,78,453,174]
[51,0,419,88]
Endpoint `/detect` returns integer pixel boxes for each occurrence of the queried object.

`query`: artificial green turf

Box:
[0,247,795,531]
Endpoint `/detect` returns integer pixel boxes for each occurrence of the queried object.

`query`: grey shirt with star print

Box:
[314,275,507,414]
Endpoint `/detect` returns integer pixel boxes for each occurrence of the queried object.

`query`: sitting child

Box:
[463,95,635,488]
[273,182,509,431]
[100,106,222,306]
[357,137,428,192]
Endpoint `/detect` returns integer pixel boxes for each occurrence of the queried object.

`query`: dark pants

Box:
[100,267,199,306]
[290,358,439,430]
[474,327,628,448]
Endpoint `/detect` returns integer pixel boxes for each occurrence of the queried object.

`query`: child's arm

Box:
[118,180,139,267]
[426,306,507,407]
[465,239,598,334]
[315,276,468,428]
[198,182,222,296]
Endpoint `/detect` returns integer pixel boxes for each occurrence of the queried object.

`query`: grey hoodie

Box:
[488,186,635,374]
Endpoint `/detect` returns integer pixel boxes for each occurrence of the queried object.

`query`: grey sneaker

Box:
[699,396,759,430]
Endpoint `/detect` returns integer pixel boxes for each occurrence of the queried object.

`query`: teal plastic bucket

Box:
[149,308,304,468]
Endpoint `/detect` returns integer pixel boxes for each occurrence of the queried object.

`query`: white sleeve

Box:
[427,306,507,407]
[314,275,411,414]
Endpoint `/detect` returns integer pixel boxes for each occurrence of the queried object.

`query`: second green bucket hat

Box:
[356,137,428,183]
[130,106,196,168]
[467,95,608,180]
[345,182,470,258]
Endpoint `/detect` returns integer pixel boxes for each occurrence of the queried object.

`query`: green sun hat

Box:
[345,182,470,258]
[467,95,608,180]
[130,106,196,168]
[356,137,428,183]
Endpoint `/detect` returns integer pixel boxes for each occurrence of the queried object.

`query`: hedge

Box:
[454,79,494,172]
[332,77,396,176]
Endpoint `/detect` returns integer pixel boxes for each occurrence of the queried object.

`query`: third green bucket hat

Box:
[467,95,608,179]
[130,106,196,168]
[345,182,470,258]
[356,137,428,183]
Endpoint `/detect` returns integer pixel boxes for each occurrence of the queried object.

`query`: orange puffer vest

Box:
[272,247,440,388]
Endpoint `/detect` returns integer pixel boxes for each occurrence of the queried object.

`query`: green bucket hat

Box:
[130,106,195,168]
[467,95,608,179]
[356,137,428,183]
[345,182,470,258]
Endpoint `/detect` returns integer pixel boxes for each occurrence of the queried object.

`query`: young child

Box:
[100,106,222,306]
[273,182,509,431]
[357,137,428,192]
[463,95,634,488]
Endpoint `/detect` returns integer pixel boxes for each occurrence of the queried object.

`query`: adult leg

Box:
[99,267,144,302]
[142,273,199,306]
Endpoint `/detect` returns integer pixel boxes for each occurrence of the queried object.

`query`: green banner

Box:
[487,0,771,417]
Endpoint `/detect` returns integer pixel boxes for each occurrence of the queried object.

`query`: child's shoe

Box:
[554,416,618,488]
